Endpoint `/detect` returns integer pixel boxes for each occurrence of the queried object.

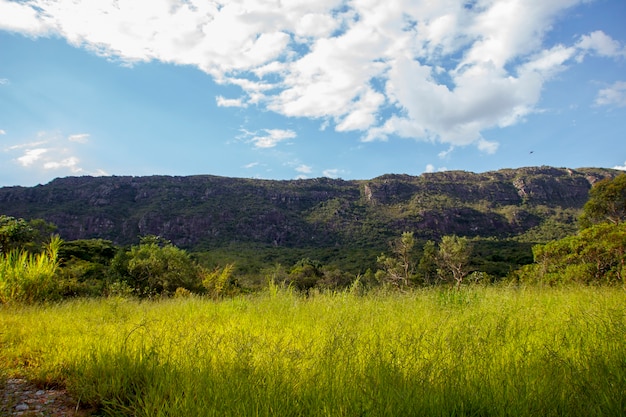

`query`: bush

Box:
[111,237,203,297]
[516,223,626,285]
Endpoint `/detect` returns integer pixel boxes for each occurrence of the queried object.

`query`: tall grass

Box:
[1,286,624,416]
[0,236,61,304]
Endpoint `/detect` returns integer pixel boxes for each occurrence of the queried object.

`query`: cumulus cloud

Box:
[425,164,447,173]
[249,129,296,149]
[0,0,50,35]
[17,148,48,167]
[43,156,81,171]
[295,164,312,174]
[322,168,342,179]
[594,81,626,108]
[0,78,8,85]
[6,130,102,175]
[577,31,626,58]
[614,162,626,171]
[2,0,624,154]
[0,129,6,135]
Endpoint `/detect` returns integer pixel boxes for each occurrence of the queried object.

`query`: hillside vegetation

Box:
[1,167,625,299]
[0,166,618,248]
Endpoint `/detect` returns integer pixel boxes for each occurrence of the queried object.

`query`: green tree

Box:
[376,231,416,289]
[579,174,626,228]
[521,222,626,285]
[437,235,471,289]
[56,239,119,297]
[24,218,57,252]
[112,237,201,296]
[0,215,34,253]
[288,258,323,292]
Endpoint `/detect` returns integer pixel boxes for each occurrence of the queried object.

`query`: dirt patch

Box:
[1,378,95,416]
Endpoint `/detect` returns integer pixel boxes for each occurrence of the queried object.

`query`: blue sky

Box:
[1,0,625,187]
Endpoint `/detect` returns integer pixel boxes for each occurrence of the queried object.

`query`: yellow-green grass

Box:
[1,286,624,416]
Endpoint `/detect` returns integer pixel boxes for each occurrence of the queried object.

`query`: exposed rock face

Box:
[0,166,619,248]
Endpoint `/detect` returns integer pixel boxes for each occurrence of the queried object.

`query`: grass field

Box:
[1,285,625,416]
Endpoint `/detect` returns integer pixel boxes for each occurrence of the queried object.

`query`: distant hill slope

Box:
[0,166,619,249]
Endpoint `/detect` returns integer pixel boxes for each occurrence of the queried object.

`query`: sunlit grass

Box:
[1,286,624,416]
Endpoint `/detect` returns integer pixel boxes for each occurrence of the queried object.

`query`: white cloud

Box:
[0,0,50,35]
[577,31,626,58]
[0,129,6,135]
[7,130,103,176]
[438,146,455,159]
[44,156,81,172]
[3,0,623,156]
[0,78,8,85]
[424,164,447,173]
[594,81,626,108]
[477,139,499,154]
[249,129,296,149]
[295,164,312,174]
[614,162,626,171]
[216,96,247,108]
[243,162,259,169]
[68,133,90,143]
[322,168,340,179]
[17,148,48,167]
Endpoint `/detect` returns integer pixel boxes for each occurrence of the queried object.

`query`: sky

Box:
[0,0,625,187]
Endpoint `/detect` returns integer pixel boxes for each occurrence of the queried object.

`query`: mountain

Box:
[0,166,619,251]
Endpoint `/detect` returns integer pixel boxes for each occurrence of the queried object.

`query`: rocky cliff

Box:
[0,166,618,249]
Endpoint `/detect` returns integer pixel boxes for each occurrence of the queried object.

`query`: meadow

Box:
[1,285,625,416]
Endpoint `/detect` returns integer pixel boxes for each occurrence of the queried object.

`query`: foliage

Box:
[579,173,626,228]
[287,258,324,292]
[436,235,472,288]
[58,239,118,265]
[0,236,61,304]
[469,238,533,278]
[1,287,624,416]
[516,222,626,285]
[375,231,417,289]
[201,263,236,299]
[0,215,34,253]
[54,239,118,297]
[111,236,202,296]
[416,240,438,285]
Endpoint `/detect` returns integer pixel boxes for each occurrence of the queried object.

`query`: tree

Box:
[579,174,626,228]
[112,237,201,296]
[417,240,438,285]
[288,258,323,293]
[437,235,471,289]
[376,231,416,288]
[521,222,626,285]
[0,215,33,254]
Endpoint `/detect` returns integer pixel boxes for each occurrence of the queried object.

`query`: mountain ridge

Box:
[0,166,620,250]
